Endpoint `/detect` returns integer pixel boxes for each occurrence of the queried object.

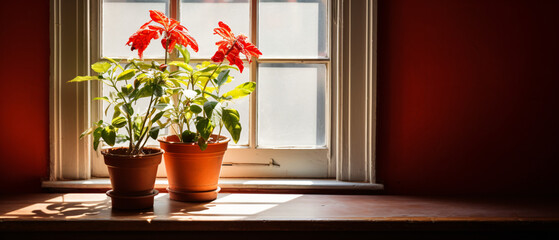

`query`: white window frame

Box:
[50,0,378,184]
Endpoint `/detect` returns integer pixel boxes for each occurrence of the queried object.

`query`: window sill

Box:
[1,193,558,237]
[42,178,384,194]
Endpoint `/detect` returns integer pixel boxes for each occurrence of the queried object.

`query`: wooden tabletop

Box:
[1,193,558,235]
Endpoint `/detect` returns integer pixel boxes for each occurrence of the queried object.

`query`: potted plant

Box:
[69,10,198,210]
[157,21,262,202]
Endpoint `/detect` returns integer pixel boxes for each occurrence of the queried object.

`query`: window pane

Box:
[103,0,169,59]
[216,66,250,146]
[180,0,250,59]
[259,0,329,58]
[258,63,326,147]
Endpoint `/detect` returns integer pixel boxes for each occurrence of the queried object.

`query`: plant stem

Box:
[164,38,170,65]
[201,62,223,95]
[217,122,223,141]
[108,79,135,153]
[201,39,237,94]
[133,90,156,154]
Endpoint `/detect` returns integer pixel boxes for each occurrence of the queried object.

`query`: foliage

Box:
[70,10,261,154]
[167,21,261,150]
[70,58,176,155]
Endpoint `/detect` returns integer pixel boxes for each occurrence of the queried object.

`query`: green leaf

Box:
[202,90,220,100]
[218,65,239,72]
[159,96,171,104]
[113,106,121,119]
[103,57,123,71]
[175,44,191,63]
[121,84,133,96]
[117,69,136,81]
[198,65,217,72]
[222,109,242,143]
[190,105,203,114]
[154,84,164,97]
[153,103,172,111]
[135,85,153,99]
[104,102,112,117]
[79,127,94,139]
[93,96,110,102]
[192,96,207,105]
[134,78,142,89]
[151,111,165,123]
[111,116,127,128]
[149,126,160,140]
[198,136,208,151]
[181,130,197,143]
[223,82,256,99]
[91,62,112,74]
[101,126,116,146]
[196,118,215,141]
[151,60,161,69]
[68,75,100,82]
[93,127,103,150]
[133,117,142,140]
[216,70,230,87]
[169,61,193,72]
[122,103,134,116]
[203,101,222,124]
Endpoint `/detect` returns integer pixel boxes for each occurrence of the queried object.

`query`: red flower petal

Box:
[211,51,225,63]
[149,10,169,28]
[211,21,261,70]
[161,38,177,53]
[127,28,161,59]
[218,21,231,33]
[128,10,199,57]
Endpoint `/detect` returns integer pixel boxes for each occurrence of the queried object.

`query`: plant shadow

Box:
[4,200,110,219]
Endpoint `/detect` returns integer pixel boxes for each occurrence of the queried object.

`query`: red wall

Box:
[376,0,559,195]
[1,0,558,195]
[0,0,50,193]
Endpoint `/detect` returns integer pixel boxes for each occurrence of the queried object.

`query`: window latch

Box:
[222,158,280,167]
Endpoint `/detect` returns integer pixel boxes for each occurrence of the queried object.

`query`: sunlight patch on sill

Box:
[42,178,384,191]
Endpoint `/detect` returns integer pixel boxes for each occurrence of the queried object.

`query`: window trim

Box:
[331,0,378,182]
[49,0,378,184]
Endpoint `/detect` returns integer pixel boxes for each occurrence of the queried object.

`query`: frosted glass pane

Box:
[259,0,328,58]
[216,66,250,146]
[258,64,326,147]
[181,0,250,59]
[103,0,169,59]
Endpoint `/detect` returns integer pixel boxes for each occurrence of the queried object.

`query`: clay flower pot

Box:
[158,135,230,202]
[102,147,163,210]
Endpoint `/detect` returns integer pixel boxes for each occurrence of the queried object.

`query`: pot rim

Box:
[157,134,230,145]
[100,146,164,158]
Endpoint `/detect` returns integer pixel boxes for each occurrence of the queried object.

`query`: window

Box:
[50,0,377,183]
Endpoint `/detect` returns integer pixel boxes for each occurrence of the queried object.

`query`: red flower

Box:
[127,10,198,59]
[211,21,262,73]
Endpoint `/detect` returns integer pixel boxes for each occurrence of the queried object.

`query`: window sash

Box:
[51,0,377,183]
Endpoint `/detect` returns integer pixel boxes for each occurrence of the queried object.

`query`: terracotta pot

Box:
[158,135,229,202]
[102,147,163,210]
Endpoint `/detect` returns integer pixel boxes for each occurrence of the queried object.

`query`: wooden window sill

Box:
[41,178,384,194]
[1,193,558,237]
